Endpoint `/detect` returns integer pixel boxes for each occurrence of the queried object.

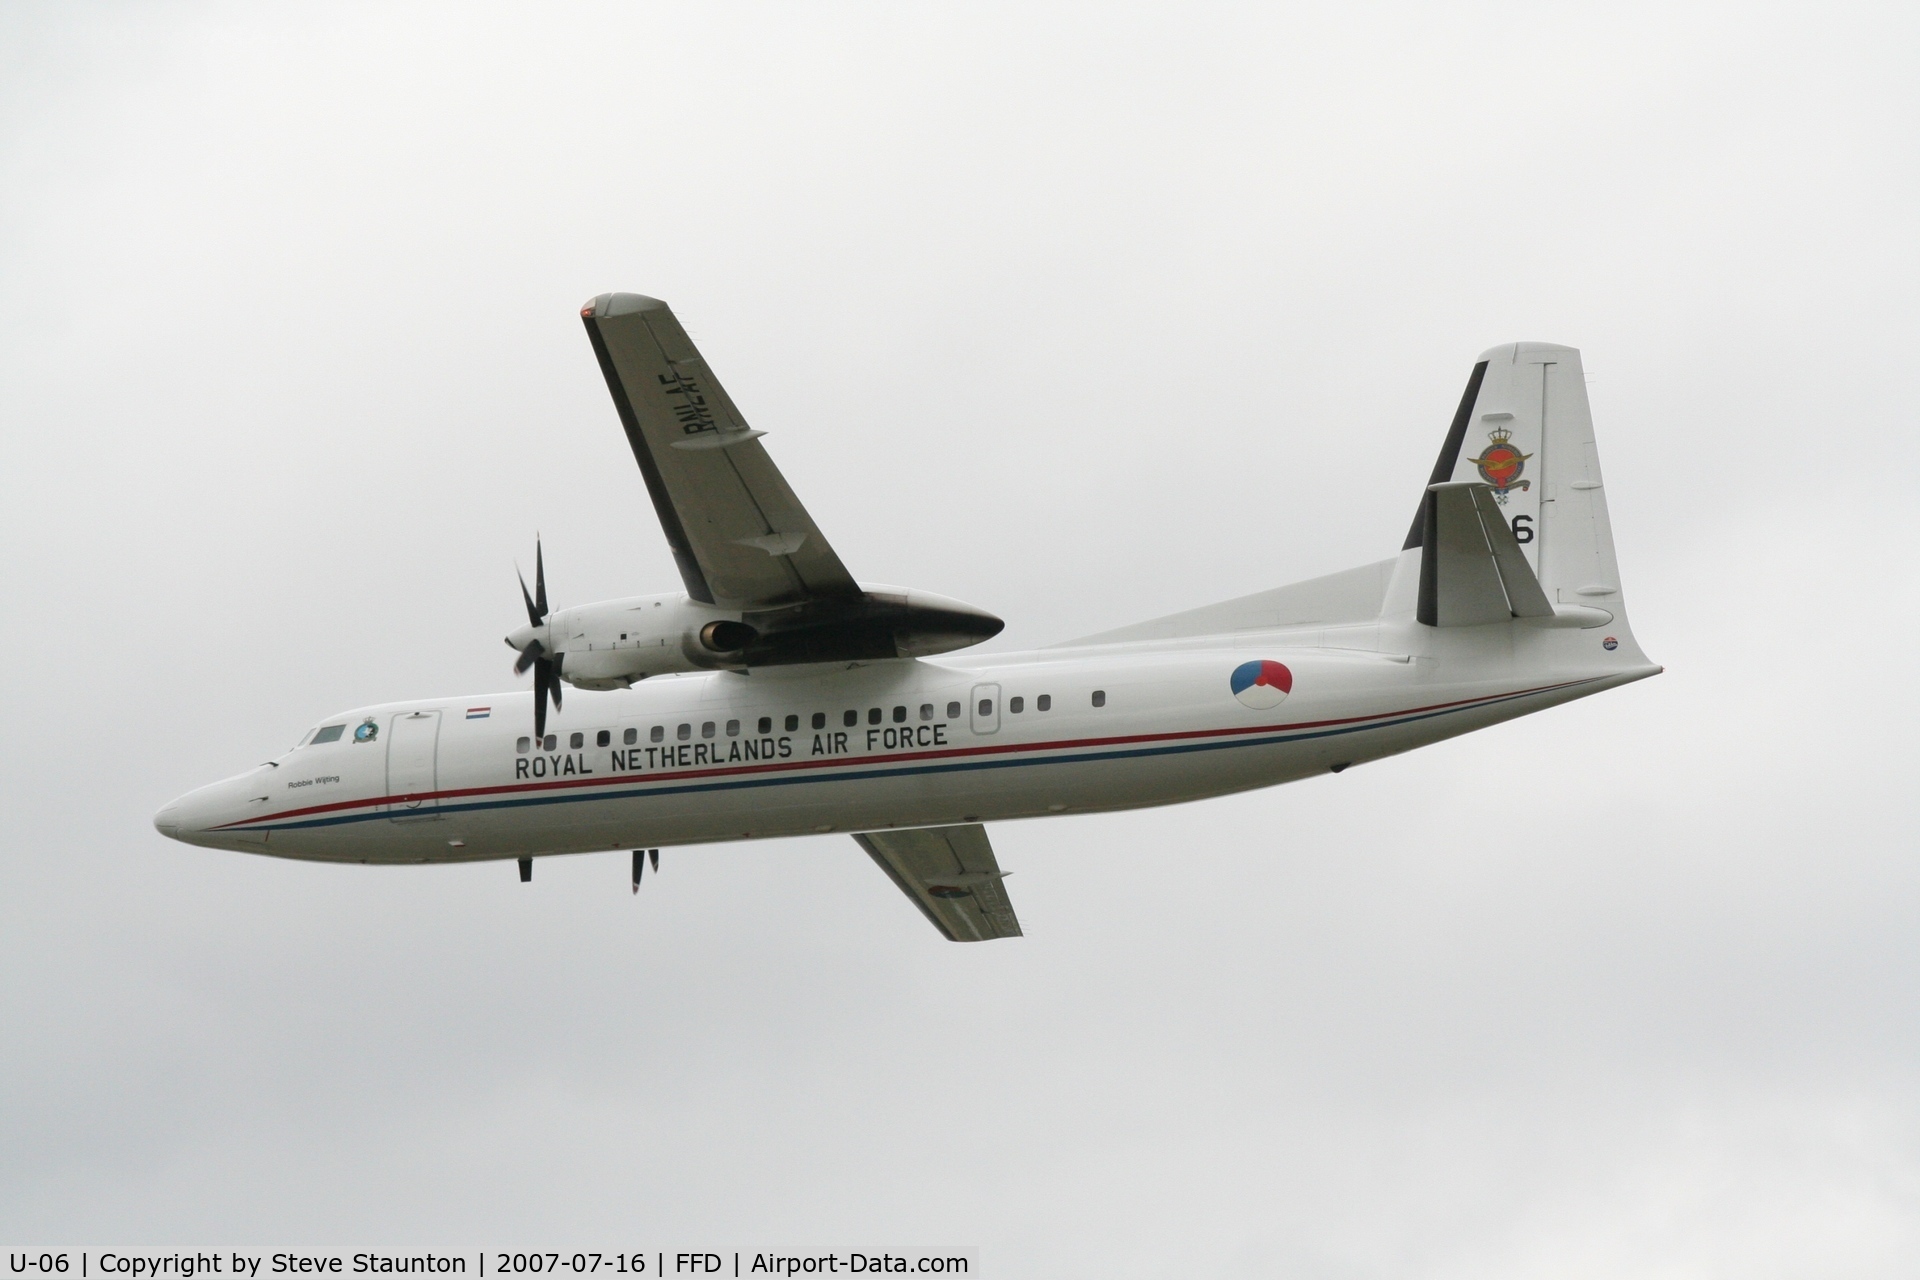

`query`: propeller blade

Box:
[649,848,659,872]
[632,849,644,893]
[534,538,549,620]
[517,565,543,628]
[530,655,562,739]
[533,663,549,740]
[515,538,559,739]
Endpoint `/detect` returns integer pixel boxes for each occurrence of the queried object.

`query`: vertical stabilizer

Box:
[1394,343,1629,632]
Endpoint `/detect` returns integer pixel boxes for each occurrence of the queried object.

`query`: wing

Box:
[581,293,862,610]
[854,825,1024,942]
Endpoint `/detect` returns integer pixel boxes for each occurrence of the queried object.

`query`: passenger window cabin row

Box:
[509,688,1108,754]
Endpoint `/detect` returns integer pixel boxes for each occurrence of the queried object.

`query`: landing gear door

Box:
[970,683,1001,735]
[387,710,441,820]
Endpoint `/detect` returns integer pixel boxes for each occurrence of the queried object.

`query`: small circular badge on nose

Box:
[1230,660,1293,709]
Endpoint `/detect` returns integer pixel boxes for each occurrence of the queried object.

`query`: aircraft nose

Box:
[152,783,236,848]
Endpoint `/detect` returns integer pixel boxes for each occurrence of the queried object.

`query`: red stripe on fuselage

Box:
[214,679,1588,830]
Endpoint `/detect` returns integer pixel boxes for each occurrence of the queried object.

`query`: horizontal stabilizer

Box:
[855,824,1022,942]
[1417,482,1554,626]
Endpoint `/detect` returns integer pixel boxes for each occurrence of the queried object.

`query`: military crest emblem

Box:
[1466,425,1532,505]
[352,717,379,744]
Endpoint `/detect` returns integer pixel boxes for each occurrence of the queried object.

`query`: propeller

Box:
[506,538,563,739]
[631,847,660,894]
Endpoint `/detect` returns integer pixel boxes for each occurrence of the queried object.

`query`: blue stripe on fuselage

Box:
[242,683,1572,833]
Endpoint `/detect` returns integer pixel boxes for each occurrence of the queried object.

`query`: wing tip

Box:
[581,292,670,320]
[1476,340,1581,364]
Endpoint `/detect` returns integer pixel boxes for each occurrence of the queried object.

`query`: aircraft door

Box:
[970,683,1000,735]
[387,710,441,819]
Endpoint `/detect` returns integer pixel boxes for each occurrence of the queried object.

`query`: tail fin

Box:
[1058,341,1638,651]
[1393,343,1629,631]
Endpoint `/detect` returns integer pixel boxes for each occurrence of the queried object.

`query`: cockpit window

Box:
[311,724,346,745]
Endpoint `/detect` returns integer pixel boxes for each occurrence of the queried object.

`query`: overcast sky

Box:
[4,2,1919,1274]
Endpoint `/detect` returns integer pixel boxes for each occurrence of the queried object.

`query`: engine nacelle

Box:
[520,583,1003,691]
[545,594,756,690]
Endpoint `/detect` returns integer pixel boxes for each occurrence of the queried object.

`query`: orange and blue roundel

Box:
[1230,660,1293,710]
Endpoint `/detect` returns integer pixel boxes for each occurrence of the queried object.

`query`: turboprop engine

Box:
[508,592,769,691]
[503,540,1003,736]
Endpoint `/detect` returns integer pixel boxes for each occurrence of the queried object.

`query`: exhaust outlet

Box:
[698,620,758,652]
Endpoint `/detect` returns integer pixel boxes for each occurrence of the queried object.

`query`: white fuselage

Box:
[155,615,1655,865]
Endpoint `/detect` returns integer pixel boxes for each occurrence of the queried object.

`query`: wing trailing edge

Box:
[855,824,1022,942]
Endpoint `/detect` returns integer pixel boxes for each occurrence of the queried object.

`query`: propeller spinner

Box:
[505,539,562,739]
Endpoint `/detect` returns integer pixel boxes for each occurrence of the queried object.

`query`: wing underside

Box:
[581,293,861,610]
[855,824,1023,942]
[577,291,1004,664]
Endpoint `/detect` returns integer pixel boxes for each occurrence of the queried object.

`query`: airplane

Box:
[154,292,1659,941]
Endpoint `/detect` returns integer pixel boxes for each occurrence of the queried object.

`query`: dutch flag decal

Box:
[466,707,491,720]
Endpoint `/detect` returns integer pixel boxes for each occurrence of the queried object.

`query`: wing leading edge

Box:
[855,825,1023,942]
